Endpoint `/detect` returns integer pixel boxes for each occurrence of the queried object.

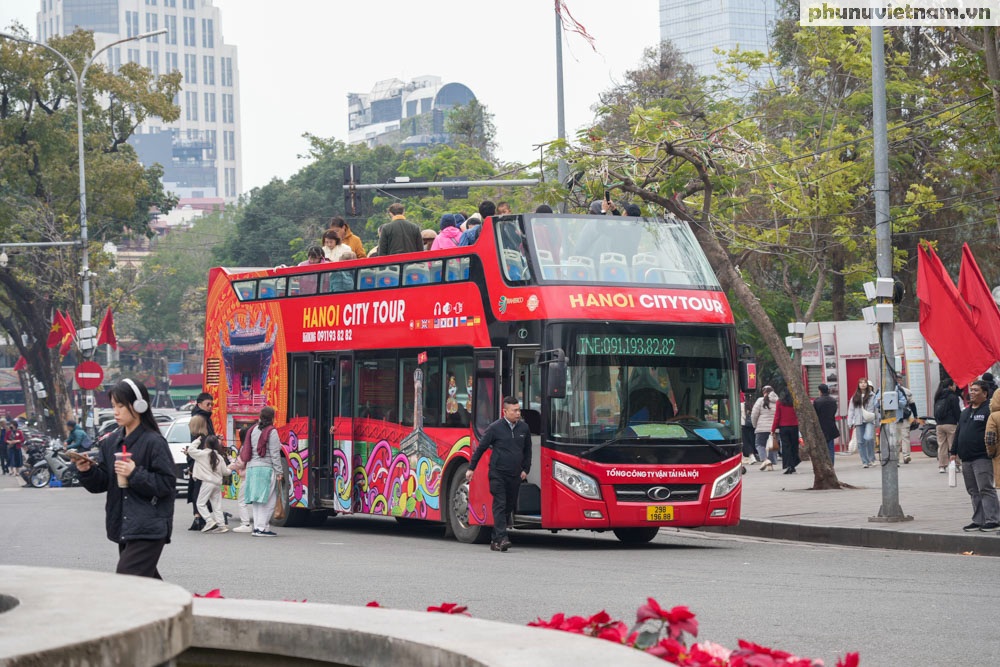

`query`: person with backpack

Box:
[243,406,284,537]
[184,434,230,534]
[934,379,962,473]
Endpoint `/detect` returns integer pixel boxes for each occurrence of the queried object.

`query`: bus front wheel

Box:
[613,527,659,544]
[448,463,491,544]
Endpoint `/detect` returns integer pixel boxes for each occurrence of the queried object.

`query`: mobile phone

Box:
[604,190,611,203]
[65,450,97,465]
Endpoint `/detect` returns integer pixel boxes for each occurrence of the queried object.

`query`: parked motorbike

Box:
[21,439,100,489]
[918,416,938,458]
[19,440,49,487]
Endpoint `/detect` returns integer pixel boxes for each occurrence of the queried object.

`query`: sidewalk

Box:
[704,450,1000,557]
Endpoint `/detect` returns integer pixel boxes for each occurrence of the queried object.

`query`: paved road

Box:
[1,476,995,666]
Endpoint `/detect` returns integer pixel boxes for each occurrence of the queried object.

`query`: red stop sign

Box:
[75,361,104,390]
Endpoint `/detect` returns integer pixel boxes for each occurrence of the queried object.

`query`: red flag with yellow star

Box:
[46,311,65,348]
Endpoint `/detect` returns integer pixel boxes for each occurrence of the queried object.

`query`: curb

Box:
[699,519,1000,557]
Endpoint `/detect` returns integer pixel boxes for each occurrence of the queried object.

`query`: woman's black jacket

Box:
[80,424,176,543]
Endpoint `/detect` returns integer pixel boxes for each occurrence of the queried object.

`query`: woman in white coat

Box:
[751,386,779,470]
[847,378,878,467]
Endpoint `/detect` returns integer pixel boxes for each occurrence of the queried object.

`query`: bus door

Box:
[468,349,500,522]
[512,348,542,519]
[334,353,355,514]
[312,354,338,508]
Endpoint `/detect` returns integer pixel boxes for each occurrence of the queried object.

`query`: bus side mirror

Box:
[739,361,757,393]
[536,348,567,399]
[546,360,567,399]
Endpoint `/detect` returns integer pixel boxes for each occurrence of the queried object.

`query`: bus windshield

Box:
[548,325,737,447]
[524,214,719,288]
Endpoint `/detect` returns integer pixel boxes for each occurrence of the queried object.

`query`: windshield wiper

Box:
[581,434,650,458]
[669,421,728,458]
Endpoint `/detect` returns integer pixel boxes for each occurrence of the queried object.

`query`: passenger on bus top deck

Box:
[432,214,462,250]
[496,201,512,215]
[297,246,329,266]
[322,229,356,262]
[327,216,367,259]
[457,201,495,246]
[421,228,437,251]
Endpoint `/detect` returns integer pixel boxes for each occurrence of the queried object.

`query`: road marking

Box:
[319,542,345,545]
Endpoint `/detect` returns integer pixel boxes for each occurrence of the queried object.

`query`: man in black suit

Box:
[813,384,839,467]
[467,396,531,552]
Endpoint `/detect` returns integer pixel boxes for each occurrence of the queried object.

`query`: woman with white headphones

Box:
[74,378,176,578]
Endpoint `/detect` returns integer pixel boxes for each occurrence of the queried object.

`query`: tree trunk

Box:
[619,183,843,489]
[984,27,1000,242]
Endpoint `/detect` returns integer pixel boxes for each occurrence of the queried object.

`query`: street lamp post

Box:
[0,28,167,432]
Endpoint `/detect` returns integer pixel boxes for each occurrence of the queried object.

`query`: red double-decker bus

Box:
[202,212,751,542]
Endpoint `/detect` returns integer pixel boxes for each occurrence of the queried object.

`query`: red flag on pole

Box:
[958,243,1000,363]
[13,356,27,371]
[46,311,65,348]
[97,306,118,350]
[57,311,76,357]
[917,243,995,388]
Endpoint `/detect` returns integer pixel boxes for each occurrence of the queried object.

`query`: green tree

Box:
[445,100,497,163]
[0,27,180,427]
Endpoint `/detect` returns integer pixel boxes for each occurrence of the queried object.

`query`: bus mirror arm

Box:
[535,349,567,399]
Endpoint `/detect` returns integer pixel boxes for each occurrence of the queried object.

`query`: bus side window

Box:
[442,355,473,427]
[322,270,355,294]
[233,280,256,301]
[445,257,469,282]
[289,357,309,418]
[259,277,287,299]
[355,356,397,423]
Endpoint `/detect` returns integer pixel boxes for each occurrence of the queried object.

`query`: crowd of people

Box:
[0,417,25,476]
[288,199,576,267]
[742,371,1000,533]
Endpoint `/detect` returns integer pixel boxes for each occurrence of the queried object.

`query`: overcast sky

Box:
[1,1,660,193]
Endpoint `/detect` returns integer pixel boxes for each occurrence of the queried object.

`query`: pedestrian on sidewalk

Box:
[229,424,253,533]
[184,434,230,534]
[7,420,24,476]
[741,398,757,462]
[466,396,532,552]
[950,380,999,532]
[771,390,800,474]
[847,378,878,468]
[813,384,839,467]
[245,406,284,537]
[186,414,211,531]
[0,417,8,475]
[934,379,962,473]
[751,386,779,471]
[75,378,175,578]
[882,383,917,464]
[985,387,1000,490]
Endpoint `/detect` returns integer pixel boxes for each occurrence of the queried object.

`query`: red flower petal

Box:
[365,601,381,607]
[193,588,224,598]
[636,596,666,622]
[836,653,860,667]
[427,602,470,615]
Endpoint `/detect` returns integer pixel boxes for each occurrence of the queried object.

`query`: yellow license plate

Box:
[646,505,674,521]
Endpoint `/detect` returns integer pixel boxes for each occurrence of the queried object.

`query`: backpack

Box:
[934,396,950,422]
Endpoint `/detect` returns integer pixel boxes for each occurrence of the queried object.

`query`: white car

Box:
[162,414,193,495]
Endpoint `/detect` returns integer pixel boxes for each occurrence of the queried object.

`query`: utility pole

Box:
[869,27,910,523]
[554,1,568,212]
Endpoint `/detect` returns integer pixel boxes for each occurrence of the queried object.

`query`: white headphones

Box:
[122,378,149,414]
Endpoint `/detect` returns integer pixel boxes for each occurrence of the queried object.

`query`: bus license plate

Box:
[646,505,674,521]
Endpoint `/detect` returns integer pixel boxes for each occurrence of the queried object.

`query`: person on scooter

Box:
[75,378,176,579]
[65,421,88,451]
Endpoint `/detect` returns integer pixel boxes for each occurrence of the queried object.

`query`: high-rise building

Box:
[37,0,242,203]
[348,76,477,149]
[659,0,775,85]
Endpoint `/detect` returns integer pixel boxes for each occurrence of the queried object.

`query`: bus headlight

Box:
[710,464,742,499]
[553,461,602,500]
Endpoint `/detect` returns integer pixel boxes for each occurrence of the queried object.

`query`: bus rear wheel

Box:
[448,463,490,544]
[613,527,660,544]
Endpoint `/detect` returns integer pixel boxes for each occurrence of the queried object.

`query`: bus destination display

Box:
[576,335,677,356]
